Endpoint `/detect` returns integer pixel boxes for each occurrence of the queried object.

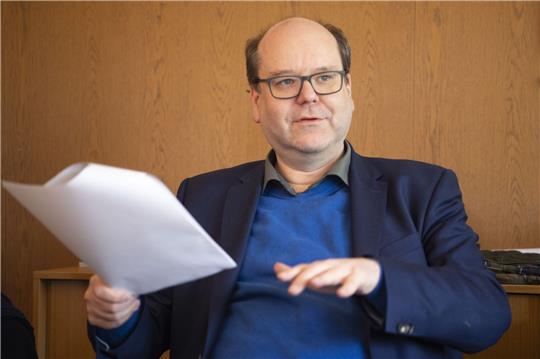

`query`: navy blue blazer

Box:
[90,150,511,359]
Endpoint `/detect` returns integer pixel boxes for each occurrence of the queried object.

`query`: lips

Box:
[296,117,322,122]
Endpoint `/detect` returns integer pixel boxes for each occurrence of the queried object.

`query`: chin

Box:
[291,138,336,154]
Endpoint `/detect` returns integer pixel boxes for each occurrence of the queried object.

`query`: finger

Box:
[274,262,292,275]
[89,295,139,316]
[94,284,133,303]
[337,267,363,298]
[87,289,137,314]
[88,310,131,330]
[274,262,305,282]
[288,260,336,296]
[88,298,140,328]
[308,264,351,289]
[106,297,140,323]
[89,275,134,304]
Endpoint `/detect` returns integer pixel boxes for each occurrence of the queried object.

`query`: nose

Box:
[296,78,319,104]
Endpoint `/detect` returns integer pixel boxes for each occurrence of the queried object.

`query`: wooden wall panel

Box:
[413,3,540,251]
[2,2,539,340]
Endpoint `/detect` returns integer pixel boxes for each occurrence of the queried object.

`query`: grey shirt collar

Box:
[262,141,351,196]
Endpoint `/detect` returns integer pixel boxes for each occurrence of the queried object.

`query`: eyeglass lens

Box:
[269,72,343,99]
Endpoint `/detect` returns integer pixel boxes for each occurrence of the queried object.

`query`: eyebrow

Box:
[266,66,341,77]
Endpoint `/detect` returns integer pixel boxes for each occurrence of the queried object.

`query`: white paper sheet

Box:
[3,163,236,295]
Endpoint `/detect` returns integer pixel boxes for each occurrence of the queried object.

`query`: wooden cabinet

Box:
[33,267,94,359]
[33,267,540,359]
[466,285,540,359]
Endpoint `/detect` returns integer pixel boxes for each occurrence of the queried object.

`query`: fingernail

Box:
[289,285,301,296]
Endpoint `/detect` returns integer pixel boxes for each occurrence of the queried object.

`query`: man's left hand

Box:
[274,258,381,298]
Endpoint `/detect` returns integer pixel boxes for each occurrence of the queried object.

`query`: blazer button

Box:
[397,323,414,335]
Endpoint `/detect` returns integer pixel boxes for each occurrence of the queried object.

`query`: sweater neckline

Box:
[264,176,347,199]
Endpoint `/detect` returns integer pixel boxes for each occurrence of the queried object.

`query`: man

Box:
[2,293,39,359]
[85,17,511,358]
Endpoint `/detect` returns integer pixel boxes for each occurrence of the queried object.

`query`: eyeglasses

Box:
[254,70,347,99]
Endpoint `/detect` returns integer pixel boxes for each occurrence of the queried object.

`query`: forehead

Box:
[257,20,342,76]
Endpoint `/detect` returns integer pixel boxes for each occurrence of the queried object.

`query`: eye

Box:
[315,73,337,83]
[272,77,298,88]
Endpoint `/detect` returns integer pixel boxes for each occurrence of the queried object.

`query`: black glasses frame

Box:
[254,70,347,99]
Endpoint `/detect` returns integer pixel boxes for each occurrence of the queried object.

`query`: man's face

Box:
[251,19,354,160]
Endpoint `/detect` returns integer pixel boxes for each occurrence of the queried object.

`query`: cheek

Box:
[326,97,353,121]
[259,100,291,124]
[342,103,354,129]
[344,99,354,118]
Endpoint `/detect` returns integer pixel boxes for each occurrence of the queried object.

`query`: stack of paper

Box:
[3,163,236,294]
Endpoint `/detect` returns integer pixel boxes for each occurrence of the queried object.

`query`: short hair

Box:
[245,21,351,87]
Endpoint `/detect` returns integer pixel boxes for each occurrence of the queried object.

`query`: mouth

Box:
[296,117,323,123]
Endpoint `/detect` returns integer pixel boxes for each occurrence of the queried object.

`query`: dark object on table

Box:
[481,250,540,285]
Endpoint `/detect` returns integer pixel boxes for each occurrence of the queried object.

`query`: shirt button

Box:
[397,323,414,335]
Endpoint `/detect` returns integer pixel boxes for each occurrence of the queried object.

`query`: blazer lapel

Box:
[349,152,388,258]
[203,164,263,356]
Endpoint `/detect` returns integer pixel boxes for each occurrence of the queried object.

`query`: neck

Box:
[275,144,344,193]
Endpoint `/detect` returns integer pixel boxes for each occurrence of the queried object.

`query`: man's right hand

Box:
[84,275,141,329]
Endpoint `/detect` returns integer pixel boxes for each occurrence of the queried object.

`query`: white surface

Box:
[508,248,540,254]
[3,163,236,295]
[491,248,540,254]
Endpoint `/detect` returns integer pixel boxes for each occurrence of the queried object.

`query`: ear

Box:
[250,86,261,123]
[345,73,353,96]
[345,73,355,112]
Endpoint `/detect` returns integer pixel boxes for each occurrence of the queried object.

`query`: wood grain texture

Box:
[34,266,93,281]
[466,292,540,359]
[2,2,78,320]
[46,280,94,358]
[414,3,540,250]
[503,284,540,295]
[2,3,539,350]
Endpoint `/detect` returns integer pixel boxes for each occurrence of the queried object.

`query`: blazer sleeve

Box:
[376,169,511,353]
[88,179,192,358]
[89,287,173,359]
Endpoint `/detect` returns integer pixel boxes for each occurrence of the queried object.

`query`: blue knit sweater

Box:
[212,177,369,358]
